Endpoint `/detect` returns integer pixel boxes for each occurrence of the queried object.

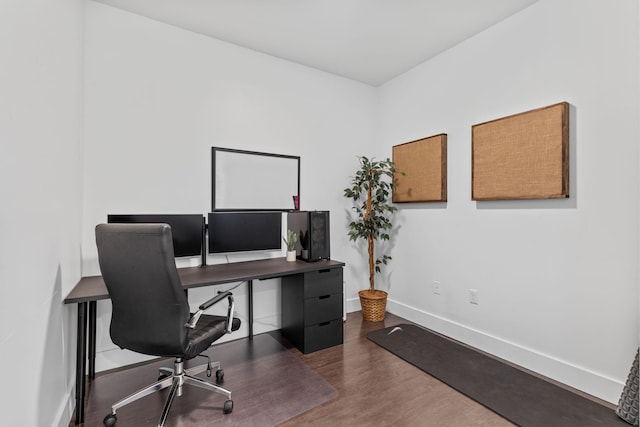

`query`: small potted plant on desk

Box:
[284,229,297,262]
[344,156,399,322]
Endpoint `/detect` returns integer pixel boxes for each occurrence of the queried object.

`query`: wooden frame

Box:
[392,134,447,203]
[472,102,569,200]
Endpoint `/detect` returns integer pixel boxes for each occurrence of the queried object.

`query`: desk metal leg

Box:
[75,302,88,424]
[88,301,97,379]
[248,280,253,339]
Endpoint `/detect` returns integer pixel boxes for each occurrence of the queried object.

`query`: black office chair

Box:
[95,223,241,427]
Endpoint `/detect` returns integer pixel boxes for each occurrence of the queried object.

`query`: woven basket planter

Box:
[359,289,388,322]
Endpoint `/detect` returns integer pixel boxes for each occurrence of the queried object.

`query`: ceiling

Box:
[92,0,539,86]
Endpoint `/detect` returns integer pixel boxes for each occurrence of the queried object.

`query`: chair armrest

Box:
[186,291,236,334]
[199,290,232,311]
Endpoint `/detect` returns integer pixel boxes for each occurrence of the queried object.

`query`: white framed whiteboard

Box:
[212,147,300,211]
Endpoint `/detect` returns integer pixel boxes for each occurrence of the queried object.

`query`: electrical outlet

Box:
[469,289,479,305]
[433,281,441,295]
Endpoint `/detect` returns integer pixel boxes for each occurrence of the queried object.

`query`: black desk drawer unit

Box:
[281,267,344,354]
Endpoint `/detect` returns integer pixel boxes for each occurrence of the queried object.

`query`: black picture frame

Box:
[212,147,301,211]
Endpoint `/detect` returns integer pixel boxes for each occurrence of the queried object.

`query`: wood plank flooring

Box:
[275,312,513,427]
[77,311,615,426]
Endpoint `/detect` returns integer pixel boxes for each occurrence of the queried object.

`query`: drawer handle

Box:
[319,295,331,299]
[319,269,331,273]
[319,321,331,326]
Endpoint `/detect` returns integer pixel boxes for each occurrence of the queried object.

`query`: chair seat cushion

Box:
[184,314,241,360]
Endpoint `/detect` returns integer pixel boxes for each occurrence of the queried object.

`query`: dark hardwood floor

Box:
[275,312,513,427]
[75,311,516,426]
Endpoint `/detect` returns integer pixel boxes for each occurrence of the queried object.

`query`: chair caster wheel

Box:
[215,369,224,384]
[223,399,233,414]
[103,413,117,427]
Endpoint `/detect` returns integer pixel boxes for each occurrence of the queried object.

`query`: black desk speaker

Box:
[287,211,330,261]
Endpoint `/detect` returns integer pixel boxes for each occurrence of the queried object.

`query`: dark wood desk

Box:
[64,257,345,424]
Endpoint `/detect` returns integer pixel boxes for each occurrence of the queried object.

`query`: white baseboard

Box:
[348,296,624,404]
[346,296,361,314]
[55,388,75,427]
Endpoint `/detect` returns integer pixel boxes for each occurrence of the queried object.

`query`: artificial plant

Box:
[283,229,297,251]
[344,156,398,293]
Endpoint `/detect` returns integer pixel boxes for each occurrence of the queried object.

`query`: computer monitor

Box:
[208,211,282,254]
[107,214,204,258]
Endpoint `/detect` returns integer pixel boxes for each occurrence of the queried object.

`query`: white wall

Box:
[2,1,635,425]
[82,2,375,370]
[375,0,639,403]
[80,0,638,414]
[0,0,84,426]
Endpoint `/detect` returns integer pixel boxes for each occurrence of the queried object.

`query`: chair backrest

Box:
[95,223,190,357]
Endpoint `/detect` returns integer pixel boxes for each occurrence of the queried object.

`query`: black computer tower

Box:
[287,211,330,261]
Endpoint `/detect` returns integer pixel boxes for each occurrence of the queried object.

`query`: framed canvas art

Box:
[392,133,447,203]
[472,102,569,200]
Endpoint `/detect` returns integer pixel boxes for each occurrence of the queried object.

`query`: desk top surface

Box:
[64,257,345,304]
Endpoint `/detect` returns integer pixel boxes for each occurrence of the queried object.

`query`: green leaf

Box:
[343,155,402,286]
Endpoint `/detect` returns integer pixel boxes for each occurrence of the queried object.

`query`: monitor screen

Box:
[107,214,204,257]
[208,211,282,253]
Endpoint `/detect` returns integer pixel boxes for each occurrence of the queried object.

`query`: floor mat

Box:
[368,324,627,427]
[84,334,336,426]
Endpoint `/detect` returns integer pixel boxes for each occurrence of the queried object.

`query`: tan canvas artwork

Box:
[393,134,447,203]
[472,102,569,200]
